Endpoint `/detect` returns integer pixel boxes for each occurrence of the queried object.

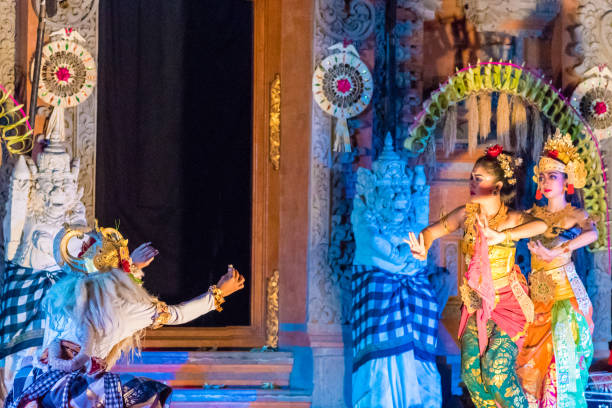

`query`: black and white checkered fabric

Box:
[0,261,65,358]
[351,265,439,371]
[7,364,169,408]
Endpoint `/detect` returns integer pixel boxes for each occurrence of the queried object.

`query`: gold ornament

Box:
[533,129,587,189]
[460,283,482,314]
[529,271,555,304]
[496,153,522,185]
[209,285,226,312]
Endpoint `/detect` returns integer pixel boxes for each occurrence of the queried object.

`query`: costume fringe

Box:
[531,105,544,163]
[496,92,510,149]
[443,105,457,157]
[478,93,491,142]
[467,93,478,154]
[511,95,527,153]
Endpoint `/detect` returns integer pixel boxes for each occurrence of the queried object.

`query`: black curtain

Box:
[97,1,253,326]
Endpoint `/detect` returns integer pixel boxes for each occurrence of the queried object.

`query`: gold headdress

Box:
[55,220,141,283]
[533,129,587,194]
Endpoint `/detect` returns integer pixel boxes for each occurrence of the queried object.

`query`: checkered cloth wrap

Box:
[351,265,439,372]
[0,261,66,359]
[6,364,171,407]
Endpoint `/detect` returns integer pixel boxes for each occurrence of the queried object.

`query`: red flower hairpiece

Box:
[121,259,131,273]
[486,144,503,158]
[547,149,559,159]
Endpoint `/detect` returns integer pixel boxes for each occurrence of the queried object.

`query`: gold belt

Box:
[529,262,574,303]
[492,274,510,290]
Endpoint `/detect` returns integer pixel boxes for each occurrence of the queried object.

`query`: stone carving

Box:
[25,1,99,225]
[31,0,97,26]
[398,0,442,20]
[371,0,387,157]
[308,22,343,326]
[461,0,560,34]
[352,134,429,273]
[572,2,612,75]
[328,152,357,323]
[0,0,16,94]
[3,115,87,269]
[0,0,17,267]
[588,251,612,359]
[315,0,375,42]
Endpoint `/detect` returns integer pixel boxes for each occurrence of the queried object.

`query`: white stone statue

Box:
[0,107,86,395]
[350,133,443,408]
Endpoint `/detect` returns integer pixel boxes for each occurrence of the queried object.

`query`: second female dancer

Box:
[408,145,547,408]
[516,130,596,408]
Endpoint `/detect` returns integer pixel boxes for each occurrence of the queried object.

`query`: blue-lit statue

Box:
[350,133,442,408]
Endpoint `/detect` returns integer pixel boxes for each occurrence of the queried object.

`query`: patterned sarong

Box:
[0,262,66,358]
[6,364,171,408]
[351,265,439,371]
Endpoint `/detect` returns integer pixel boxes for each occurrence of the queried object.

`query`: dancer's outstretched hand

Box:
[131,242,159,269]
[406,232,427,261]
[476,214,505,246]
[217,265,246,297]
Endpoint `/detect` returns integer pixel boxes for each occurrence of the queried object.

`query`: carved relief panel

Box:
[30,0,99,225]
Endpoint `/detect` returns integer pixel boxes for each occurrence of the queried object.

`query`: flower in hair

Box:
[547,150,559,159]
[487,144,503,158]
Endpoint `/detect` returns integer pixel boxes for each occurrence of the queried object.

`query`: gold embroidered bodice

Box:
[461,203,516,285]
[530,205,574,271]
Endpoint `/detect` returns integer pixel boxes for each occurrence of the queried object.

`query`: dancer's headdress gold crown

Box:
[533,129,587,189]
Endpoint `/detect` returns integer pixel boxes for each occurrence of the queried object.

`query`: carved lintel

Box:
[265,269,279,349]
[315,0,375,42]
[269,74,280,171]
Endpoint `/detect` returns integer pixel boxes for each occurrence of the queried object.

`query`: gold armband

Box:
[440,211,450,234]
[560,241,571,254]
[151,301,171,329]
[504,229,513,245]
[209,285,226,312]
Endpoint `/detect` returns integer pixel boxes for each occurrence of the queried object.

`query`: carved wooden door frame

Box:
[144,0,281,348]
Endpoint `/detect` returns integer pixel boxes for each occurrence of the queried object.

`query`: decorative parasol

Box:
[312,42,372,152]
[571,65,612,141]
[37,28,96,109]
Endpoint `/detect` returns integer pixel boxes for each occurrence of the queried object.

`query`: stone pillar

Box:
[0,0,17,266]
[571,0,612,359]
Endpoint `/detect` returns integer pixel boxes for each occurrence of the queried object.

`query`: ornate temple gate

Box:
[0,0,284,349]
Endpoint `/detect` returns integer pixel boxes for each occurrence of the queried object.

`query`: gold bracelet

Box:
[209,285,226,312]
[560,241,571,254]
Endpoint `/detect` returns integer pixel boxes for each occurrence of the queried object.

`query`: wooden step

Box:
[112,351,294,388]
[168,389,311,407]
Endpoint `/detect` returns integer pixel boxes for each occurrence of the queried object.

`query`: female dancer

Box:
[516,130,596,408]
[6,222,245,407]
[408,145,547,408]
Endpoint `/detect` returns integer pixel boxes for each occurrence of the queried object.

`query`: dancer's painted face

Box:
[538,170,566,199]
[469,165,502,202]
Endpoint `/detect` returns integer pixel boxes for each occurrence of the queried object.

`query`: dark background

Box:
[96,1,253,326]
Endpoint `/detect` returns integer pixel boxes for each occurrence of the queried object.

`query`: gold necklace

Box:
[463,202,508,252]
[531,203,573,239]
